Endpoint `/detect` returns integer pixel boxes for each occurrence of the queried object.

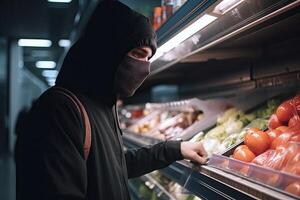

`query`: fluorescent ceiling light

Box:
[158,14,217,53]
[48,82,55,86]
[47,77,56,82]
[48,0,72,3]
[47,78,56,86]
[74,13,81,24]
[42,70,58,78]
[18,39,52,47]
[58,39,71,47]
[213,0,244,15]
[36,61,56,69]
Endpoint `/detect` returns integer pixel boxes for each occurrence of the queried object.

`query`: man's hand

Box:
[180,141,208,164]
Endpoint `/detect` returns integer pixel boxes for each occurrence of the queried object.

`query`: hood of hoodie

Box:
[56,1,157,105]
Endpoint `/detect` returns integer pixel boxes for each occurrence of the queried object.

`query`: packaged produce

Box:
[209,143,300,198]
[151,109,204,140]
[285,182,300,196]
[125,100,205,141]
[128,110,180,134]
[152,7,162,30]
[231,94,300,172]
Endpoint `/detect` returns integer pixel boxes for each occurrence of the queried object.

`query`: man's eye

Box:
[132,51,146,58]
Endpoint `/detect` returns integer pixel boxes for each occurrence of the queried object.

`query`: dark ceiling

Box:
[0,0,160,86]
[0,0,88,85]
[0,0,79,39]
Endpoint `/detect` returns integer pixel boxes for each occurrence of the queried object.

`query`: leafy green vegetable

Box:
[217,108,239,125]
[253,99,280,119]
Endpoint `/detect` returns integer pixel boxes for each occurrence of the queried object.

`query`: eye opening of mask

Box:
[127,46,153,61]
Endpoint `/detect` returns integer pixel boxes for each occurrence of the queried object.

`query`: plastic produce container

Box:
[208,154,300,198]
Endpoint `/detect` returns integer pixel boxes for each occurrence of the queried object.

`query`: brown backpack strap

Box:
[51,86,91,161]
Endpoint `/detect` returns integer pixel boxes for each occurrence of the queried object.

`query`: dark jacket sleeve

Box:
[17,92,87,200]
[125,141,183,178]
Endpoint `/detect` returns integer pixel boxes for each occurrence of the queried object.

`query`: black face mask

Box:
[114,55,151,98]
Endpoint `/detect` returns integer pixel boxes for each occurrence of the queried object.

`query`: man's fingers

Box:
[196,143,208,157]
[192,153,208,164]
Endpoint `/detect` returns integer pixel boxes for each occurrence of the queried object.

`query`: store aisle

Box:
[0,154,15,200]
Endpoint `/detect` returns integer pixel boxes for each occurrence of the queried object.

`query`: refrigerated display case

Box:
[123,0,300,199]
[129,171,200,200]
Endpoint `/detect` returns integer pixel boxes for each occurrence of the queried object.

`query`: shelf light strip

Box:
[150,14,217,62]
[48,0,72,3]
[214,0,245,15]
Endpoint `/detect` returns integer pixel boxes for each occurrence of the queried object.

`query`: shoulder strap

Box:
[51,86,91,161]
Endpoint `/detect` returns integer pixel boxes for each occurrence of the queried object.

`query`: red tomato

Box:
[285,182,300,196]
[252,150,275,166]
[247,127,261,134]
[267,129,282,143]
[245,130,271,155]
[264,145,290,170]
[276,101,294,122]
[292,94,300,114]
[276,126,289,133]
[267,175,280,187]
[233,145,256,162]
[271,132,293,149]
[268,114,283,130]
[288,115,300,127]
[282,159,300,176]
[290,134,300,142]
[285,124,300,134]
[238,166,249,175]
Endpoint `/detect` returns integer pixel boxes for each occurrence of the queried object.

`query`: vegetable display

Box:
[228,94,300,197]
[191,99,278,156]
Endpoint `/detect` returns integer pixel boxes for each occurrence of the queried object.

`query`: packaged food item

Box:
[153,7,162,30]
[152,109,204,140]
[162,0,174,18]
[161,6,167,24]
[125,99,206,140]
[284,182,300,196]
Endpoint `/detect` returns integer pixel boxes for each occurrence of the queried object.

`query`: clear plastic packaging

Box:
[208,143,300,198]
[125,98,229,140]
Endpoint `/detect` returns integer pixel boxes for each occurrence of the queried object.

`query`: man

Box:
[16,1,207,199]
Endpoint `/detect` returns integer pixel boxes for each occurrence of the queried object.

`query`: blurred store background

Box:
[0,1,185,199]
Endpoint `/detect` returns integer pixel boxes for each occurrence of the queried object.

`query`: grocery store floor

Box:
[0,154,15,200]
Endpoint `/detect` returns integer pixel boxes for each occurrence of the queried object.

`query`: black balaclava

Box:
[114,55,151,98]
[56,1,157,105]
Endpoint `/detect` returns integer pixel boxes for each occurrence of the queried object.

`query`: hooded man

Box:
[16,1,207,200]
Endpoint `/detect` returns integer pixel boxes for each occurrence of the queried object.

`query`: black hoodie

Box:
[16,1,183,200]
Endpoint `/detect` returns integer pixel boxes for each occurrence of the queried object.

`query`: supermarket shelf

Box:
[123,134,299,200]
[156,0,217,45]
[128,173,177,200]
[192,166,298,200]
[151,0,300,75]
[140,175,177,200]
